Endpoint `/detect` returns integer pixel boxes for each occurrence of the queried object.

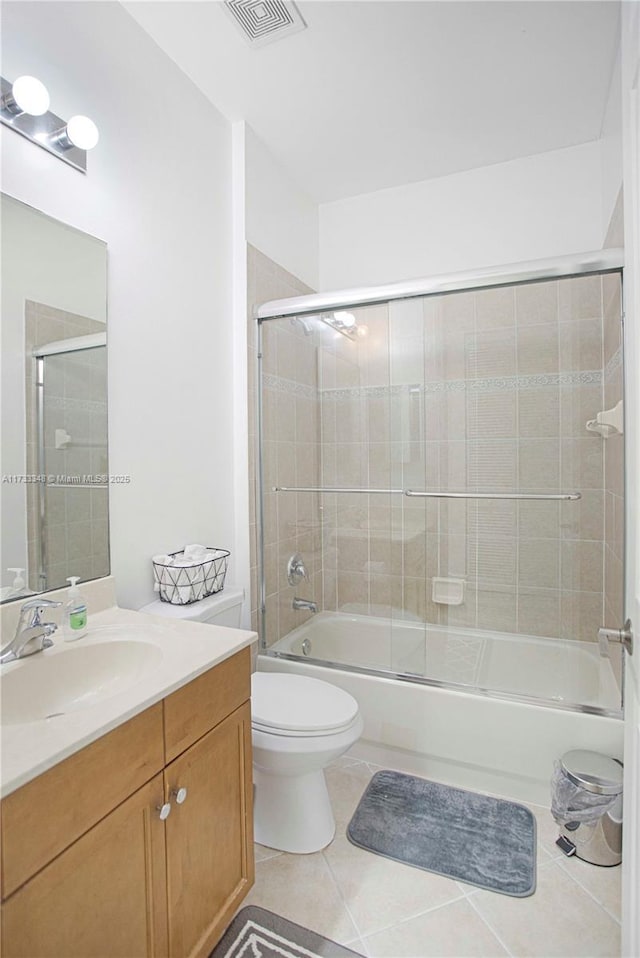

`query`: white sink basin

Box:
[1,640,163,725]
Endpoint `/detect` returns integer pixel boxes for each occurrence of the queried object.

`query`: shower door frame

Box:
[255,248,626,719]
[32,333,107,590]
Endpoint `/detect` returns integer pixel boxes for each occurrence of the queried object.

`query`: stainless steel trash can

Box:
[559,750,623,867]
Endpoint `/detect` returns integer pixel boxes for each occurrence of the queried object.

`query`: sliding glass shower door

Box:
[257,266,625,715]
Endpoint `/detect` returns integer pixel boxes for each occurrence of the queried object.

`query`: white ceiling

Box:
[124,1,620,203]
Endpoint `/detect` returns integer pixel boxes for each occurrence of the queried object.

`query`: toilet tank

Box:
[140,588,244,628]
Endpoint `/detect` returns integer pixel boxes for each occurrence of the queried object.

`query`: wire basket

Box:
[152,547,229,605]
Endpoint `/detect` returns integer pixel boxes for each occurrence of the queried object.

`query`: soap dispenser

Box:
[65,576,88,640]
[7,568,25,596]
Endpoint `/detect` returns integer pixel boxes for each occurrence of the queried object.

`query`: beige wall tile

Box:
[475,286,515,330]
[470,499,518,538]
[467,389,517,439]
[518,588,561,637]
[558,274,603,322]
[470,328,517,378]
[560,590,603,642]
[518,439,560,489]
[518,388,560,438]
[560,384,604,437]
[337,571,369,610]
[468,439,517,489]
[561,438,603,490]
[561,540,604,592]
[603,278,622,365]
[559,490,603,541]
[517,324,559,375]
[604,434,624,498]
[468,533,517,586]
[515,279,558,326]
[477,587,517,633]
[559,319,603,372]
[518,538,560,590]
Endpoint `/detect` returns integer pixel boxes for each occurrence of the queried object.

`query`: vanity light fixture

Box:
[1,75,50,116]
[0,74,99,173]
[320,311,360,340]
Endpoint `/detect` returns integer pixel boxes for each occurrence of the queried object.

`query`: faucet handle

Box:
[287,553,309,586]
[19,598,62,626]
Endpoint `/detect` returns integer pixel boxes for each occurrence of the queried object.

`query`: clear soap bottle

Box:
[65,576,88,640]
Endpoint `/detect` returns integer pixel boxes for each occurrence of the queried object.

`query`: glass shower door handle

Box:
[597,620,634,657]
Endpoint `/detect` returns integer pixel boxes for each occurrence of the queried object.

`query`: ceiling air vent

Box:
[223,0,307,48]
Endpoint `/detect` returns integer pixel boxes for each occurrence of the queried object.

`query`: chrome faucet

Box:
[293,597,318,614]
[287,553,309,587]
[0,598,61,664]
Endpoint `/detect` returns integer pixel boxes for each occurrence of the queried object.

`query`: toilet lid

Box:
[251,673,359,734]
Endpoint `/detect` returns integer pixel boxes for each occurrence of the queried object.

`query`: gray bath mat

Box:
[347,770,536,897]
[210,906,363,958]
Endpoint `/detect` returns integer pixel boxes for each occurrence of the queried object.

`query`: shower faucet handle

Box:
[287,553,309,586]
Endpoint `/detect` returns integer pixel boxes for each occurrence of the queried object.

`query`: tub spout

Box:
[293,597,318,613]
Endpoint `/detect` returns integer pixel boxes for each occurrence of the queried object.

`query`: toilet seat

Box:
[251,672,360,737]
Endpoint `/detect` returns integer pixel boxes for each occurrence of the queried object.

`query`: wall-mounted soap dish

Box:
[586,399,623,438]
[432,577,466,606]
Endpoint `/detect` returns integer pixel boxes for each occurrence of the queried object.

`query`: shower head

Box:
[290,316,313,336]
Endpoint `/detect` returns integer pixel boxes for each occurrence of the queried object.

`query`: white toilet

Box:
[252,671,363,853]
[141,589,363,854]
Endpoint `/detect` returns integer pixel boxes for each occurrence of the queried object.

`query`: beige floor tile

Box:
[557,855,622,921]
[523,801,565,861]
[324,833,465,938]
[254,842,283,863]
[330,754,366,770]
[244,848,360,946]
[469,860,620,957]
[364,898,509,957]
[325,761,375,831]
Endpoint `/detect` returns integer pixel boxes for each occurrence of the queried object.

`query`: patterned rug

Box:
[210,906,363,958]
[348,769,536,897]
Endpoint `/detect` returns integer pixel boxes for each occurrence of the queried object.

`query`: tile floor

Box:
[243,755,621,958]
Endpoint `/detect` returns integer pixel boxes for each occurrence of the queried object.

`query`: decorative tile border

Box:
[604,347,623,383]
[263,369,606,403]
[262,373,316,400]
[317,371,603,402]
[47,395,107,414]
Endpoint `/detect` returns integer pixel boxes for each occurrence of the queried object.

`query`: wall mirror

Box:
[1,194,109,602]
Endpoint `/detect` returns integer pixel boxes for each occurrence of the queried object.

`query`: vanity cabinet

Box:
[0,647,254,958]
[1,774,169,958]
[164,702,253,957]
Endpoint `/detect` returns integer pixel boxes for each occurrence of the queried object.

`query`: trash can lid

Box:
[561,749,623,795]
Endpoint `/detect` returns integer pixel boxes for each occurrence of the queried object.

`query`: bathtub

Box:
[259,612,624,804]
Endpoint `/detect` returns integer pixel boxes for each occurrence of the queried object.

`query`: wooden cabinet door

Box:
[1,774,169,958]
[164,701,254,958]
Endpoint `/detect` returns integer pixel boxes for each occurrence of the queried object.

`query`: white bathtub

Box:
[260,612,624,804]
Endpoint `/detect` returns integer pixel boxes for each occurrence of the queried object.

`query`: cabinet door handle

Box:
[171,787,188,805]
[157,802,172,820]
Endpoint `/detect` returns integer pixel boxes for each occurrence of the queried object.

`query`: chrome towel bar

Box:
[273,486,581,501]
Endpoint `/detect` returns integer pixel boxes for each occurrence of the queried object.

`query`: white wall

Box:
[601,38,623,239]
[1,1,236,611]
[245,125,318,290]
[620,2,640,954]
[319,141,605,290]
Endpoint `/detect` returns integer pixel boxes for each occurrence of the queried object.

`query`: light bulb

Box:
[334,311,356,328]
[11,75,50,116]
[65,115,99,150]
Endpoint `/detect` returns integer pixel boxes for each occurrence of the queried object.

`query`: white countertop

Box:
[1,604,256,797]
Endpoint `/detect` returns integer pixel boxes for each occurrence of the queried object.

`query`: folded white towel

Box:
[183,543,207,560]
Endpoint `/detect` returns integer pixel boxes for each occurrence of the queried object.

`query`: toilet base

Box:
[253,766,336,854]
